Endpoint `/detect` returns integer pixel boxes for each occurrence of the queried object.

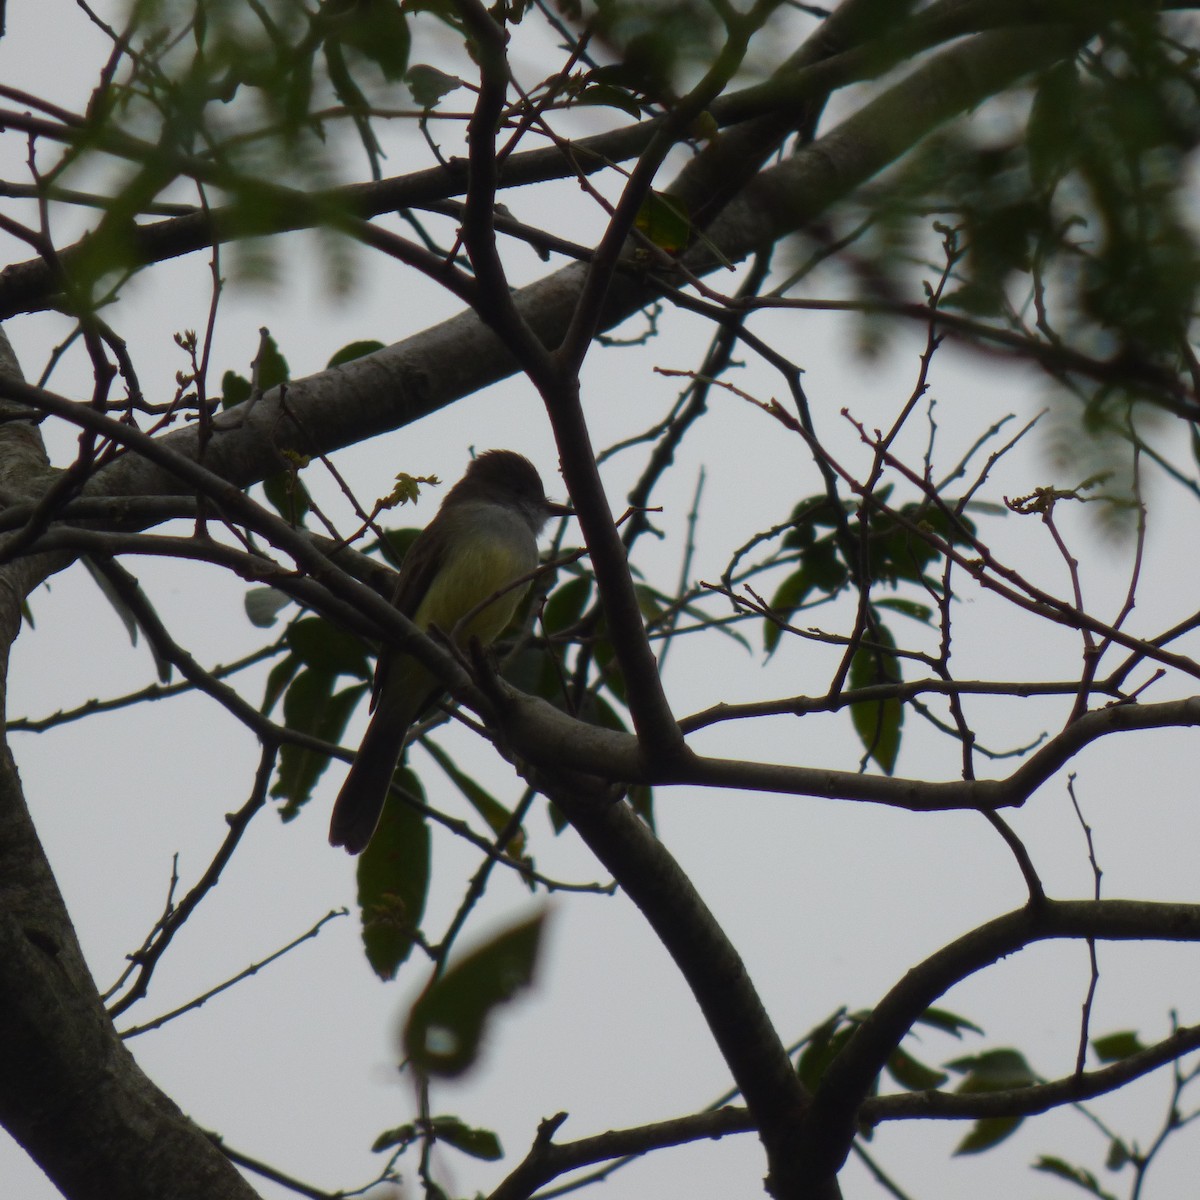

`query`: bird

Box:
[329,450,569,854]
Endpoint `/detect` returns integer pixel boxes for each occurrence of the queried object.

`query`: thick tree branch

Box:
[533,771,818,1200]
[801,899,1200,1187]
[488,1107,756,1200]
[0,0,1090,322]
[0,337,257,1198]
[503,689,1200,813]
[58,19,1080,514]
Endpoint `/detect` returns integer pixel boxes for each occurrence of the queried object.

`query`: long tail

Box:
[328,701,411,854]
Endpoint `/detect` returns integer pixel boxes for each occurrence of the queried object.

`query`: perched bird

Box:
[329,450,569,854]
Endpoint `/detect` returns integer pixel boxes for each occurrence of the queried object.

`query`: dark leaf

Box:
[885,1046,948,1092]
[848,625,903,774]
[327,339,386,367]
[284,49,315,132]
[942,280,1007,317]
[359,771,431,980]
[375,526,422,570]
[273,673,367,813]
[1033,1156,1118,1200]
[633,583,666,622]
[629,783,655,830]
[262,468,312,525]
[764,568,808,656]
[427,1116,503,1161]
[579,688,629,735]
[593,635,627,705]
[576,80,643,119]
[422,739,525,857]
[948,1048,1035,1091]
[541,574,591,635]
[874,597,933,624]
[254,332,290,392]
[797,1011,858,1092]
[803,538,850,594]
[406,63,463,108]
[1028,59,1081,191]
[1091,1031,1146,1063]
[328,0,411,80]
[634,191,690,255]
[220,370,252,409]
[403,912,546,1077]
[914,1007,983,1038]
[262,653,301,715]
[285,615,372,679]
[953,1115,1023,1155]
[371,1122,418,1153]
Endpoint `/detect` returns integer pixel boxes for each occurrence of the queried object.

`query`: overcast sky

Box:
[3,4,1200,1199]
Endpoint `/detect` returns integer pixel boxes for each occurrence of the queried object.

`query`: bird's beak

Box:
[546,499,574,517]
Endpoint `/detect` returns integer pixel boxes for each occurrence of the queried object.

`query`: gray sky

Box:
[3,4,1200,1199]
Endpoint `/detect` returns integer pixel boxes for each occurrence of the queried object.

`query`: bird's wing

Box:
[368,524,447,712]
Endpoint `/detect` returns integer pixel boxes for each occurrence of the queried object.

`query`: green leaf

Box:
[629,783,655,831]
[579,688,629,734]
[796,1011,856,1092]
[954,1115,1022,1155]
[947,1048,1035,1091]
[82,558,140,649]
[784,497,852,550]
[885,1046,948,1092]
[221,370,252,409]
[422,739,524,856]
[913,502,977,547]
[1028,60,1080,191]
[389,470,441,509]
[634,191,690,254]
[914,1007,983,1039]
[1091,1031,1145,1063]
[427,1116,502,1161]
[593,635,627,705]
[1105,1139,1131,1170]
[325,0,411,80]
[848,624,903,774]
[542,574,591,635]
[406,63,463,108]
[803,539,850,594]
[576,80,643,119]
[371,1121,418,1153]
[403,912,546,1078]
[942,280,1007,317]
[327,339,385,368]
[764,568,807,656]
[359,770,431,980]
[374,526,422,569]
[502,638,562,709]
[633,583,665,622]
[874,597,933,624]
[254,333,290,391]
[284,47,316,132]
[1033,1156,1118,1200]
[285,615,372,679]
[262,469,312,525]
[272,673,367,813]
[262,653,301,716]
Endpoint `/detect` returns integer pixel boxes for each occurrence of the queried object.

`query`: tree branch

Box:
[803,899,1200,1186]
